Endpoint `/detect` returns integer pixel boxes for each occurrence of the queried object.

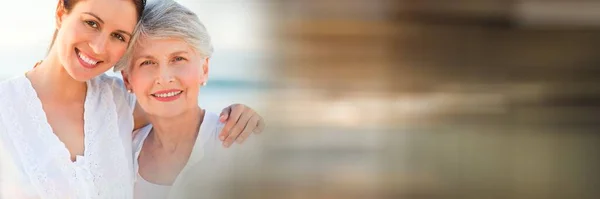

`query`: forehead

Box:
[133,37,194,57]
[71,0,138,33]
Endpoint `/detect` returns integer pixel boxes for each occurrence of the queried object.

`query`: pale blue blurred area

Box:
[0,0,273,114]
[0,0,274,83]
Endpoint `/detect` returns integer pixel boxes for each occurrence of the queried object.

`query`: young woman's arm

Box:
[132,102,264,147]
[217,104,265,147]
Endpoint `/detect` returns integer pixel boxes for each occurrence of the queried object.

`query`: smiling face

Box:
[54,0,138,81]
[124,37,209,118]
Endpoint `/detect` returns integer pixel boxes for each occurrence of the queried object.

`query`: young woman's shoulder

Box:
[0,75,34,111]
[0,75,27,91]
[93,73,128,94]
[92,74,136,111]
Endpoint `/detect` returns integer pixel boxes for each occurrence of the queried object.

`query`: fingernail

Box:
[237,139,244,144]
[219,135,225,141]
[224,142,230,148]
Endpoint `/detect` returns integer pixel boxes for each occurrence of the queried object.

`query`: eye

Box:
[111,33,126,42]
[140,60,154,66]
[84,20,98,29]
[173,56,186,62]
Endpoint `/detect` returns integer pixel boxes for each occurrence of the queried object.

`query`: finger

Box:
[236,114,259,144]
[219,104,243,141]
[223,109,253,148]
[219,106,232,122]
[254,115,265,134]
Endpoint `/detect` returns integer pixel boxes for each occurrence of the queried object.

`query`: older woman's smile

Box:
[151,89,183,102]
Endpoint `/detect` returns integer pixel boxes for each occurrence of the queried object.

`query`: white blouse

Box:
[0,74,136,199]
[132,112,241,199]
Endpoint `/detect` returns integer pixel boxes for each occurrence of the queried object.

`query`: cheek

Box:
[182,76,201,90]
[129,73,153,92]
[56,26,75,54]
[109,44,128,64]
[178,65,204,84]
[57,22,88,58]
[180,73,202,97]
[62,21,87,46]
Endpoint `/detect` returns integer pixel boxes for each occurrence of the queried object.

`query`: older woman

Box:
[115,0,261,198]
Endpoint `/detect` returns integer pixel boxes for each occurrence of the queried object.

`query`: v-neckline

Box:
[135,110,209,187]
[21,74,91,164]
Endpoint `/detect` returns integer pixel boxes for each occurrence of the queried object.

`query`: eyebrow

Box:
[83,12,104,24]
[135,51,190,61]
[83,12,132,38]
[170,51,189,56]
[116,30,133,38]
[135,55,155,62]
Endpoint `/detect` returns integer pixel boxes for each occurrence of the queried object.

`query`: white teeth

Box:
[154,91,182,98]
[78,52,99,65]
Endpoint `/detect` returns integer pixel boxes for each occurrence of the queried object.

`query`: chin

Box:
[154,109,186,119]
[64,67,95,82]
[66,63,108,82]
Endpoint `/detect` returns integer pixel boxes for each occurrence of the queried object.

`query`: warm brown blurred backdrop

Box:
[238,1,600,199]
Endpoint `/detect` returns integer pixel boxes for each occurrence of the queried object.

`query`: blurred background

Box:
[2,0,600,198]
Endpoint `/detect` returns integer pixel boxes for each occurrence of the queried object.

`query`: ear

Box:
[200,57,210,83]
[121,71,132,91]
[55,1,67,29]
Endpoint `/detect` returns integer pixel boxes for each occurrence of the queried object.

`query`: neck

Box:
[26,49,87,102]
[148,107,204,152]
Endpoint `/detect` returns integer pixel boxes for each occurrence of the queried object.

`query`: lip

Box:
[152,89,182,95]
[75,48,101,69]
[151,89,183,102]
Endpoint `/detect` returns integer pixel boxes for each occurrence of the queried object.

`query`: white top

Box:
[0,74,136,199]
[133,111,248,199]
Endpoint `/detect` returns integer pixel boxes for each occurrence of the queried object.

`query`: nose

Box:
[156,65,175,85]
[89,34,108,55]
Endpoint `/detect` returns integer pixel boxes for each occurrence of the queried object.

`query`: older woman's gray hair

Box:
[114,0,214,72]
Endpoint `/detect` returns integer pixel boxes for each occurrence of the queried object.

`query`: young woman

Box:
[0,0,264,198]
